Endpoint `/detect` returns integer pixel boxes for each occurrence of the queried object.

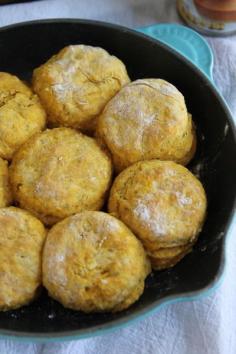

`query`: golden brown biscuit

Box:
[148,245,192,270]
[0,207,46,311]
[0,72,46,160]
[0,72,31,96]
[97,79,195,172]
[0,157,12,207]
[108,160,207,269]
[33,45,130,131]
[10,128,112,225]
[43,211,150,312]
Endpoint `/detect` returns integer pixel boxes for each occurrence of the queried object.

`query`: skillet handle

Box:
[137,23,214,82]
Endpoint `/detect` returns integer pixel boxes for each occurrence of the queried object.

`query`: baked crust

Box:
[0,72,46,160]
[108,160,207,269]
[33,45,130,131]
[43,211,150,312]
[97,79,195,172]
[0,207,46,311]
[10,128,112,225]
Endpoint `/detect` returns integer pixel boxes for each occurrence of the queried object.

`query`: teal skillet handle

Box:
[137,23,214,82]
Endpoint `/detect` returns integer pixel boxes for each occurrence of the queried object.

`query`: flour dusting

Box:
[106,219,119,232]
[131,79,180,98]
[134,199,167,236]
[35,182,58,199]
[55,254,65,263]
[52,82,77,101]
[68,222,84,240]
[134,112,157,150]
[175,191,192,206]
[47,251,68,287]
[0,209,24,225]
[159,83,180,97]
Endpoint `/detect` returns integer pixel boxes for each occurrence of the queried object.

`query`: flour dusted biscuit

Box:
[0,157,12,207]
[43,211,150,312]
[97,79,195,172]
[0,207,46,310]
[109,160,207,269]
[0,72,46,160]
[10,128,112,225]
[33,45,130,131]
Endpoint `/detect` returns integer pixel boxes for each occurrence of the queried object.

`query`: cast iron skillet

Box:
[0,19,235,342]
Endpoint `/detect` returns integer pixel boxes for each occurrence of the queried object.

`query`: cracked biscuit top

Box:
[43,211,150,312]
[0,72,46,160]
[9,128,112,225]
[108,160,207,268]
[32,45,130,132]
[97,79,196,172]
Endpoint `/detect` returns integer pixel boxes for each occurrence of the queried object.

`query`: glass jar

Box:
[177,0,236,36]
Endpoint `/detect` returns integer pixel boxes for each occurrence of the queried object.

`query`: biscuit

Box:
[33,45,130,131]
[0,157,12,207]
[108,160,207,269]
[0,207,46,311]
[147,245,192,270]
[0,72,46,160]
[97,79,195,172]
[10,128,112,225]
[43,211,150,312]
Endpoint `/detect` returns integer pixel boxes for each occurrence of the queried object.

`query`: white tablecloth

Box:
[0,1,236,353]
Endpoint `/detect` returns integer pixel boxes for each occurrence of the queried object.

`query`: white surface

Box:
[0,1,236,353]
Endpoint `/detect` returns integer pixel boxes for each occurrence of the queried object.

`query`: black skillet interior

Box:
[0,19,235,339]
